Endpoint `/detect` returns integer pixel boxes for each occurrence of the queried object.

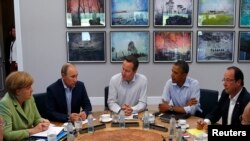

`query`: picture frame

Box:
[110,0,149,27]
[153,31,192,63]
[197,0,235,27]
[239,0,250,27]
[238,31,250,62]
[110,31,149,62]
[154,0,193,27]
[66,0,106,27]
[66,31,106,62]
[196,31,234,62]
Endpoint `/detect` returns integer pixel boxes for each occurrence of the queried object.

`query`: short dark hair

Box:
[227,66,244,86]
[124,55,139,71]
[174,60,189,74]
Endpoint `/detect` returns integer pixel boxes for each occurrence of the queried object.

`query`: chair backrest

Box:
[196,89,219,118]
[33,92,48,119]
[104,86,109,110]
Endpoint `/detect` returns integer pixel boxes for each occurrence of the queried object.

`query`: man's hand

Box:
[79,112,87,120]
[69,112,87,122]
[122,104,133,116]
[196,119,207,130]
[186,98,197,106]
[159,103,170,113]
[69,113,80,122]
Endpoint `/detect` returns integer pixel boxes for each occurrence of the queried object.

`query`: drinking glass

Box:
[74,118,82,133]
[112,112,119,123]
[47,127,57,141]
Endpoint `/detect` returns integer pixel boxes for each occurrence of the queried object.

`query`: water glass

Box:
[47,127,57,141]
[119,110,125,128]
[176,128,183,141]
[112,112,119,123]
[74,118,82,132]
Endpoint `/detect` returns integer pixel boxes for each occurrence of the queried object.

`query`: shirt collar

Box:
[61,79,71,90]
[172,77,190,88]
[122,74,136,84]
[229,88,242,103]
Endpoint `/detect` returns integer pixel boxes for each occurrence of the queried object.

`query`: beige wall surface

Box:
[16,0,249,104]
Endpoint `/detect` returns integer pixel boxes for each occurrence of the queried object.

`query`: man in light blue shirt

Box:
[159,60,200,115]
[108,55,148,116]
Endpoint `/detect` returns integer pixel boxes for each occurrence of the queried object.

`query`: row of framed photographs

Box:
[66,0,250,27]
[66,31,250,63]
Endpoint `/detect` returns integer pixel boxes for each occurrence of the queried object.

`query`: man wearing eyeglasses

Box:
[197,66,250,129]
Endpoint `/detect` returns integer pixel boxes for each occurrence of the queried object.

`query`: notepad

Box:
[186,128,205,137]
[31,126,64,138]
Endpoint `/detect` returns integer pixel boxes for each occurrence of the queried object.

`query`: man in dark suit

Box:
[46,63,92,122]
[197,66,250,129]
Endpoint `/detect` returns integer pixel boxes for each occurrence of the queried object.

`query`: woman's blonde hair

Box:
[5,71,33,95]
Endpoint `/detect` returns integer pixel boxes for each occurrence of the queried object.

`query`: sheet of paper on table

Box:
[124,113,138,120]
[31,124,64,138]
[186,128,205,137]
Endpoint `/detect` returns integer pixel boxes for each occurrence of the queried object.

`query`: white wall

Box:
[15,0,250,105]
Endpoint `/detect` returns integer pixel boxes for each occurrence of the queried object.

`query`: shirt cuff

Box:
[183,106,191,114]
[204,119,211,125]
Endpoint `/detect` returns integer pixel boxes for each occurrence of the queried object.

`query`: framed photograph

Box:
[240,0,250,27]
[153,31,192,63]
[197,0,235,27]
[66,31,106,62]
[197,31,234,62]
[154,0,193,27]
[110,0,149,27]
[110,31,149,62]
[238,31,250,62]
[66,0,105,27]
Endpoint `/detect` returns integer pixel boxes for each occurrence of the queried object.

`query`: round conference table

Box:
[54,111,202,141]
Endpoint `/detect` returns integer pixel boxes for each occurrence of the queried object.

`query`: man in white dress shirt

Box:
[108,55,148,116]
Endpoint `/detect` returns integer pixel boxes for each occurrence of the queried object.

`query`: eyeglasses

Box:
[222,78,235,83]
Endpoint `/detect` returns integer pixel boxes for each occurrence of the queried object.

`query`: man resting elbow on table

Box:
[196,66,250,132]
[108,55,148,116]
[158,60,201,115]
[46,63,92,122]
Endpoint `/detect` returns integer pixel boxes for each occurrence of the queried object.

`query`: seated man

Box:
[197,66,250,130]
[46,63,92,122]
[108,55,148,116]
[159,60,200,115]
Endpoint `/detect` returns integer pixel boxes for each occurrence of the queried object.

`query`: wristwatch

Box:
[169,105,174,112]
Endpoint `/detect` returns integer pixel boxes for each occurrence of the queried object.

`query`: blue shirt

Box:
[108,73,148,113]
[62,79,72,115]
[161,76,200,115]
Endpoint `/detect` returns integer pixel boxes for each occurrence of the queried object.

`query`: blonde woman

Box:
[0,71,50,140]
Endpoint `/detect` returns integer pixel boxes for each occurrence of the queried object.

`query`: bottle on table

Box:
[169,114,176,140]
[87,112,94,133]
[143,108,150,130]
[66,121,75,141]
[119,109,125,128]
